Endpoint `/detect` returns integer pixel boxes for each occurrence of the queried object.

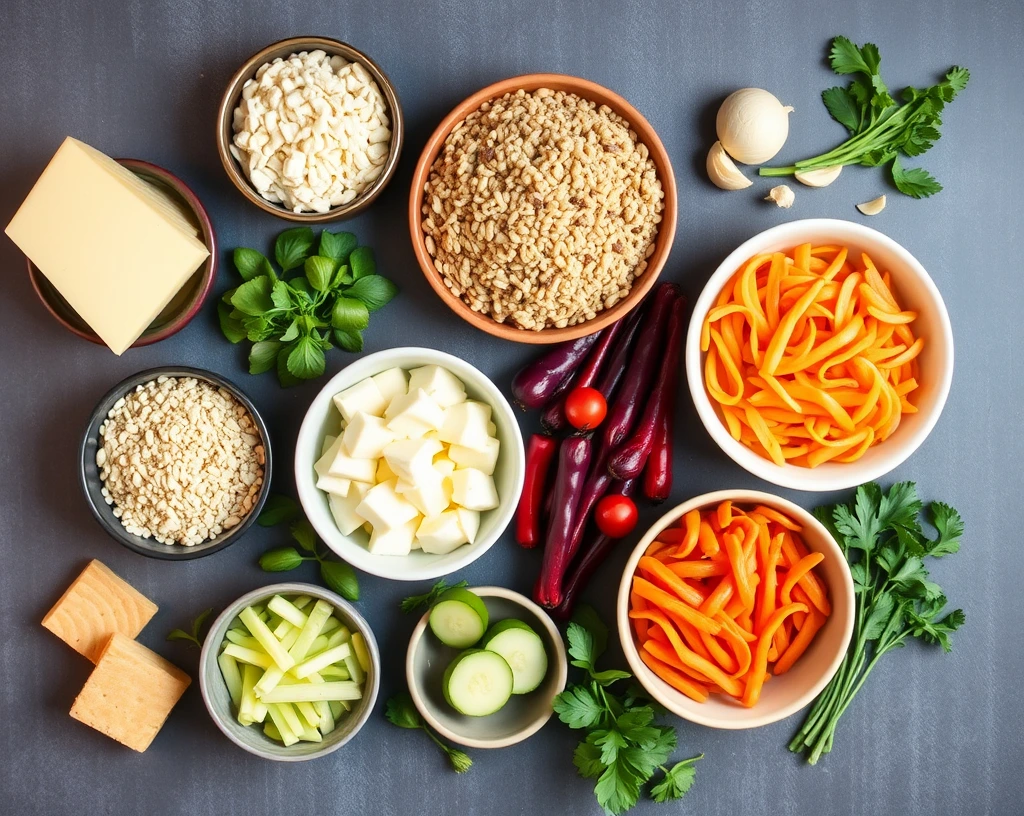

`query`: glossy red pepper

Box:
[515,434,558,548]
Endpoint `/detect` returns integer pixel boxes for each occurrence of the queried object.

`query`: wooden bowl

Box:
[407,74,677,344]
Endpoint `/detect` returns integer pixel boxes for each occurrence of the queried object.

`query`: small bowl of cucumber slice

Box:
[405,586,568,748]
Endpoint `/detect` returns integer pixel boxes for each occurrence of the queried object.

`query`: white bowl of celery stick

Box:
[199,582,380,761]
[295,347,526,581]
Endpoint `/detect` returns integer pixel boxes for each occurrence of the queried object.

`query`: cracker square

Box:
[70,633,191,752]
[42,560,158,662]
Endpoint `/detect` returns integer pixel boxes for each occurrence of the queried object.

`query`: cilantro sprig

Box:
[218,227,398,386]
[399,578,469,614]
[791,482,965,764]
[552,607,702,815]
[385,691,473,773]
[760,36,969,197]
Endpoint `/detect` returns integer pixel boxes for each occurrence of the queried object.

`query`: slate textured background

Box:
[1,1,1021,814]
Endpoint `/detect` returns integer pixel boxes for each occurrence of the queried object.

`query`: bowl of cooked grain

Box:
[408,74,677,344]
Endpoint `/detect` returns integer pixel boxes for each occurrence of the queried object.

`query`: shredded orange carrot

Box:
[639,649,710,703]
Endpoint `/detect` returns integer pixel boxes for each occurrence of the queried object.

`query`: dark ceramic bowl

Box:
[27,159,217,349]
[80,367,272,560]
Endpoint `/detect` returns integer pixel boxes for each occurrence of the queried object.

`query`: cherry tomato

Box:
[594,494,639,538]
[564,387,607,430]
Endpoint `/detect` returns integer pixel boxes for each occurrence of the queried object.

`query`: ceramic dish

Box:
[405,586,567,748]
[27,158,217,348]
[216,36,404,222]
[79,366,272,560]
[199,582,380,761]
[616,490,855,730]
[295,348,525,581]
[685,219,954,492]
[408,73,677,344]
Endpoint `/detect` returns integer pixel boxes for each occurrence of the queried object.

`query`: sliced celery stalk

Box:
[351,633,371,673]
[298,725,323,743]
[276,702,305,737]
[224,643,274,670]
[218,652,243,709]
[292,595,313,610]
[306,634,330,658]
[320,616,342,636]
[239,607,295,671]
[315,700,335,734]
[263,721,282,741]
[328,700,343,719]
[280,627,301,652]
[254,666,285,698]
[259,681,362,704]
[238,663,260,724]
[326,626,351,649]
[268,595,309,628]
[295,701,321,730]
[320,664,350,681]
[272,619,294,640]
[343,652,365,686]
[265,614,284,632]
[224,630,261,650]
[292,643,352,679]
[252,701,268,723]
[266,704,299,746]
[288,599,333,662]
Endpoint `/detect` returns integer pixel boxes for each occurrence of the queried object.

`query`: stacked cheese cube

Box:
[315,365,501,556]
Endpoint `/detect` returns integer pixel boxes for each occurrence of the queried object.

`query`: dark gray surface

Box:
[1,1,1021,814]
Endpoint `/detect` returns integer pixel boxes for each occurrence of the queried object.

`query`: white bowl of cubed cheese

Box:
[295,348,526,581]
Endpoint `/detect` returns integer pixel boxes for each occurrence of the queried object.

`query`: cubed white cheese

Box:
[342,412,396,459]
[316,473,351,497]
[326,446,378,483]
[449,437,501,476]
[416,511,468,554]
[434,456,456,479]
[333,378,387,422]
[407,365,467,408]
[385,388,445,437]
[455,507,480,544]
[371,367,409,404]
[367,516,419,556]
[314,435,345,476]
[488,421,497,436]
[328,481,371,535]
[450,468,499,511]
[321,434,338,456]
[438,401,492,449]
[355,480,420,530]
[382,438,442,483]
[376,457,398,484]
[396,471,451,517]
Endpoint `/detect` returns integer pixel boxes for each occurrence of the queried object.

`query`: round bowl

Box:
[216,36,404,222]
[685,218,954,492]
[616,489,855,730]
[199,582,380,761]
[80,366,272,560]
[408,73,677,344]
[27,158,217,348]
[405,586,567,748]
[295,348,525,581]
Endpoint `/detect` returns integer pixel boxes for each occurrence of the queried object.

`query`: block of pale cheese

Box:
[4,137,210,354]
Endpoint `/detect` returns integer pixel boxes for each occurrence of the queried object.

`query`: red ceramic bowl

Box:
[26,158,217,349]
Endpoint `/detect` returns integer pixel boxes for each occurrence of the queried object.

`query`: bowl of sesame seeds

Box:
[79,366,273,560]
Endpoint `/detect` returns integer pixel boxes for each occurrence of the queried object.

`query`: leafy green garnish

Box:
[552,608,702,815]
[257,494,301,527]
[760,36,969,197]
[167,608,213,649]
[791,482,964,764]
[399,579,469,614]
[218,228,397,386]
[385,691,473,773]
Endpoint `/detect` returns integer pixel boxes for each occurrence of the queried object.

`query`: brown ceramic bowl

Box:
[216,36,404,223]
[26,159,216,349]
[408,73,677,344]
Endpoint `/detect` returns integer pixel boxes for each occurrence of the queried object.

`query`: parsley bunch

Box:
[552,609,702,815]
[217,227,398,385]
[760,36,969,197]
[792,482,965,764]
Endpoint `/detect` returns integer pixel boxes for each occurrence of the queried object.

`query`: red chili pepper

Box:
[515,434,558,548]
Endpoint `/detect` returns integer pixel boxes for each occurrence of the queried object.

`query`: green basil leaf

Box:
[348,246,376,279]
[277,345,302,388]
[334,328,364,353]
[331,264,351,289]
[271,280,293,310]
[290,519,317,552]
[286,335,326,380]
[233,247,274,281]
[305,256,337,292]
[257,495,300,527]
[230,276,275,316]
[346,275,398,311]
[320,560,359,601]
[280,318,301,342]
[319,231,358,262]
[275,227,316,271]
[249,340,281,375]
[259,547,306,572]
[331,296,370,332]
[217,301,246,344]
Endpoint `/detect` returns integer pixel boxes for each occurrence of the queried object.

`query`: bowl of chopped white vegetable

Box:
[199,582,380,761]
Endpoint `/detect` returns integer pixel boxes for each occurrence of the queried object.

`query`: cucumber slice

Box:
[429,588,489,648]
[443,649,514,716]
[482,620,548,694]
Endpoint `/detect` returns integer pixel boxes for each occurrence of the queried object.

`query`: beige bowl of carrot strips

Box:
[685,219,953,492]
[616,490,854,729]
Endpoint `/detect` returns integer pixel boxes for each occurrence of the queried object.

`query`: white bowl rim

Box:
[616,489,855,729]
[685,218,954,492]
[294,347,526,581]
[405,585,568,748]
[198,581,381,760]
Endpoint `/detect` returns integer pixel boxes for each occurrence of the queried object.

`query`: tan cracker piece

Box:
[41,559,158,662]
[70,633,191,752]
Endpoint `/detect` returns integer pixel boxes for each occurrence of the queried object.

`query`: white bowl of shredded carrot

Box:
[616,490,855,729]
[685,219,953,491]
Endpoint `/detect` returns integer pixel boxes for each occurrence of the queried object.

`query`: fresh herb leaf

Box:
[553,684,605,730]
[320,560,359,601]
[926,502,964,556]
[166,608,214,649]
[649,756,702,803]
[244,315,275,342]
[334,328,364,353]
[400,579,468,613]
[233,247,274,281]
[258,546,307,572]
[319,230,358,262]
[166,629,198,645]
[287,335,326,380]
[574,742,607,779]
[829,35,875,75]
[271,280,293,310]
[290,519,317,552]
[385,690,473,773]
[275,227,316,271]
[567,621,599,673]
[347,275,398,311]
[892,156,943,198]
[279,318,300,342]
[217,300,246,344]
[348,245,376,279]
[230,275,275,316]
[332,264,352,289]
[822,86,860,132]
[304,256,336,292]
[257,495,300,527]
[249,340,281,375]
[332,297,370,332]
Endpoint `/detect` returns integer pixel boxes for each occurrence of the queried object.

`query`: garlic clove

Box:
[706,141,752,190]
[765,185,795,209]
[794,165,843,187]
[716,88,793,165]
[856,195,887,216]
